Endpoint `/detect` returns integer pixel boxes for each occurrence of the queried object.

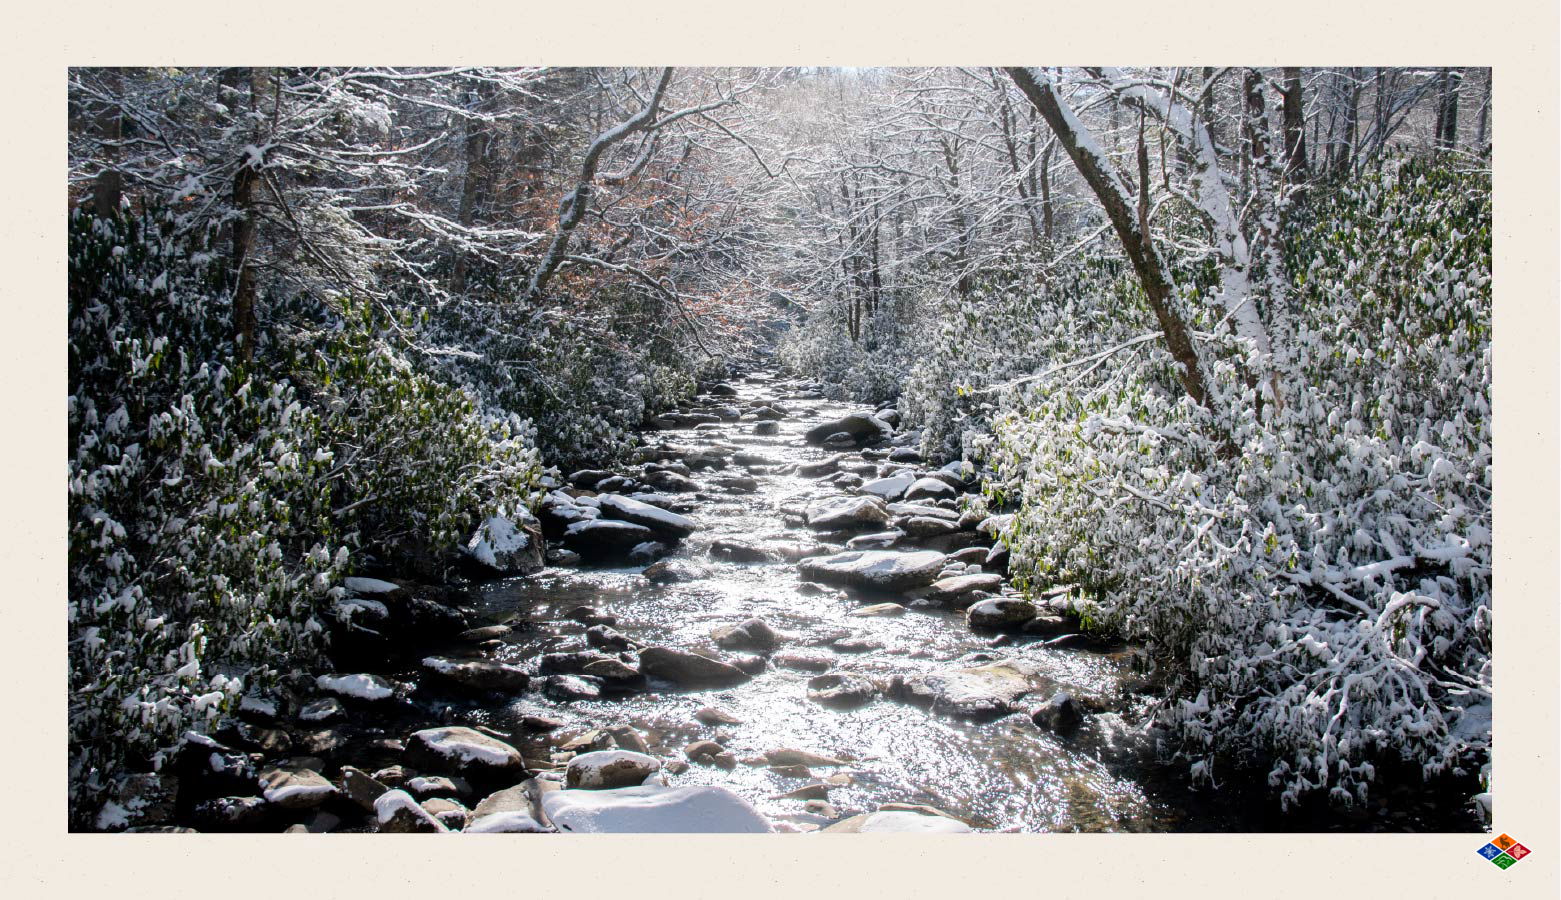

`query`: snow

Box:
[237,694,276,718]
[798,549,947,590]
[861,474,915,500]
[316,672,394,701]
[374,789,451,832]
[596,494,698,536]
[466,516,533,568]
[344,576,400,594]
[541,784,773,833]
[411,727,522,768]
[465,811,551,833]
[565,749,660,788]
[856,811,971,833]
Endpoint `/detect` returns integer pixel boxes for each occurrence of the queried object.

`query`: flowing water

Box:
[394,370,1455,833]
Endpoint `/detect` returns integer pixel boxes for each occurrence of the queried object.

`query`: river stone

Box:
[824,809,972,833]
[824,431,857,448]
[850,602,906,617]
[585,624,638,651]
[421,796,470,830]
[890,659,1045,720]
[803,413,893,446]
[798,549,947,591]
[316,672,395,703]
[569,469,614,489]
[917,572,1005,603]
[597,493,699,538]
[464,513,545,577]
[539,650,619,675]
[643,470,700,493]
[421,656,530,694]
[807,673,878,708]
[1031,692,1084,733]
[542,784,772,833]
[567,606,617,626]
[861,473,916,501]
[95,773,180,831]
[806,495,891,532]
[684,740,727,764]
[642,558,709,583]
[582,657,643,683]
[749,406,787,420]
[639,646,752,688]
[771,650,836,672]
[903,477,958,502]
[258,766,337,810]
[846,530,903,550]
[753,421,780,435]
[711,617,783,651]
[563,519,659,556]
[899,515,960,538]
[709,539,773,563]
[375,789,450,833]
[765,748,848,768]
[694,706,744,726]
[405,726,525,777]
[967,597,1038,630]
[341,765,390,812]
[542,674,604,701]
[191,796,269,832]
[566,750,661,789]
[797,454,845,478]
[469,779,557,831]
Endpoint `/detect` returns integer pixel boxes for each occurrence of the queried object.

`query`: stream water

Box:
[390,369,1467,833]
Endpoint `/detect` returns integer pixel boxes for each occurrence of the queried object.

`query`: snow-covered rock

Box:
[861,473,916,502]
[541,784,772,833]
[316,672,395,702]
[374,789,450,833]
[966,597,1038,630]
[803,412,892,446]
[890,659,1044,720]
[806,495,891,532]
[597,493,698,538]
[421,656,530,694]
[565,750,662,789]
[344,576,402,595]
[405,726,525,776]
[903,476,957,502]
[562,518,658,556]
[797,549,947,591]
[824,809,972,833]
[259,766,337,809]
[465,514,545,576]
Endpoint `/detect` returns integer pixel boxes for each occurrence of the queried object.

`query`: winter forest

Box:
[68,66,1492,835]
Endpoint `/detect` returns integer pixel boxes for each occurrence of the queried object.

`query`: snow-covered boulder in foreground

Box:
[465,514,545,577]
[541,784,772,833]
[861,474,916,502]
[797,549,947,591]
[889,659,1044,721]
[806,495,891,532]
[823,809,972,833]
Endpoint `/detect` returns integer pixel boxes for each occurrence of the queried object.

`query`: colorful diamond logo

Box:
[1493,833,1517,851]
[1478,843,1503,860]
[1492,854,1517,870]
[1479,833,1533,869]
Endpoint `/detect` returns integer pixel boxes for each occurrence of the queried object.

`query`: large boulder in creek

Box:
[565,750,662,789]
[639,646,752,688]
[258,766,337,810]
[541,784,772,833]
[596,494,698,539]
[806,673,879,709]
[805,496,891,532]
[861,473,916,502]
[797,549,947,592]
[562,519,658,557]
[405,727,526,778]
[804,413,892,447]
[374,789,450,833]
[463,514,545,577]
[888,659,1045,721]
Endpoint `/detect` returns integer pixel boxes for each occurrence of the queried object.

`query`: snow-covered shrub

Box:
[280,299,543,572]
[423,290,697,470]
[900,253,1142,461]
[777,291,928,404]
[977,162,1491,806]
[68,205,342,817]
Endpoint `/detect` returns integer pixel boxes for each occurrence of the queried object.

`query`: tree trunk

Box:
[92,68,124,218]
[1280,67,1307,184]
[1003,67,1211,409]
[450,79,498,295]
[231,67,273,363]
[1435,67,1462,151]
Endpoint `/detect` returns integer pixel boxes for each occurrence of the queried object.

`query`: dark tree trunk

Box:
[92,68,124,218]
[1281,67,1308,183]
[1435,67,1463,151]
[1004,67,1211,409]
